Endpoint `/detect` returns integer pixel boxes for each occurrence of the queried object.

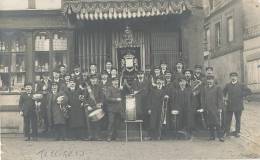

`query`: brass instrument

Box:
[159,95,169,139]
[191,79,202,96]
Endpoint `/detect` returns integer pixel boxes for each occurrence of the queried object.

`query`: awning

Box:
[63,0,192,21]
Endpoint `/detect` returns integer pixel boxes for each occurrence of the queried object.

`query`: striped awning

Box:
[63,0,192,21]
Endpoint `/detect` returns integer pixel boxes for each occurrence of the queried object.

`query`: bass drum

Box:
[88,109,105,122]
[125,94,136,121]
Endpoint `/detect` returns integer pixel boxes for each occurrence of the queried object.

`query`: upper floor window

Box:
[205,27,211,51]
[227,16,234,42]
[0,0,61,10]
[215,22,221,48]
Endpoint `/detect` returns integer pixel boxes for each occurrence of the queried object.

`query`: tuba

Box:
[191,79,202,96]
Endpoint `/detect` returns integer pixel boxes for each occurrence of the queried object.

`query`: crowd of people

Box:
[18,60,252,142]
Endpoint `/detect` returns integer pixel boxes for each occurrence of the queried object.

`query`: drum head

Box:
[88,109,105,122]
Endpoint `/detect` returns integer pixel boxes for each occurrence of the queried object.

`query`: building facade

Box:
[203,0,260,92]
[203,0,244,87]
[243,0,260,93]
[0,0,205,133]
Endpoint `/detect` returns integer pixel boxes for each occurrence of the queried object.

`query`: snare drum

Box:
[88,108,105,122]
[125,94,136,121]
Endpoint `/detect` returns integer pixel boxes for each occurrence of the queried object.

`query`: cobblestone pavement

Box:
[1,101,260,160]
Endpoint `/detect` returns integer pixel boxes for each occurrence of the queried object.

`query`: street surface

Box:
[1,101,260,160]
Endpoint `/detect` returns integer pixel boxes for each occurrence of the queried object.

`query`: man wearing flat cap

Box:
[223,72,251,138]
[201,75,224,142]
[193,65,205,81]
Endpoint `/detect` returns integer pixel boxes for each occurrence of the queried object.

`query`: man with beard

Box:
[223,72,251,138]
[146,77,168,140]
[106,77,123,142]
[201,75,224,142]
[184,69,193,88]
[86,74,104,141]
[19,82,38,141]
[67,79,86,140]
[170,76,193,139]
[47,82,68,141]
[104,60,113,78]
[174,61,185,88]
[151,66,161,88]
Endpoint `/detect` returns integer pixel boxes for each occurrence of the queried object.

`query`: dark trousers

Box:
[107,112,121,138]
[54,124,66,140]
[89,121,101,139]
[225,110,242,134]
[70,127,85,139]
[208,124,224,138]
[23,113,38,138]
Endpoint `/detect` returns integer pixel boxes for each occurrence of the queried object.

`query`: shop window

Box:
[33,31,68,81]
[0,32,26,92]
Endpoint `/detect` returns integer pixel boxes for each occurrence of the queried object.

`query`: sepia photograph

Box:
[0,0,260,159]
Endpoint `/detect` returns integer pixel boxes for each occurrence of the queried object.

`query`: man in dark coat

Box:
[147,77,168,140]
[47,82,68,141]
[170,76,193,138]
[163,71,175,130]
[105,77,123,142]
[132,71,150,127]
[223,72,251,137]
[36,73,51,133]
[104,60,113,78]
[174,61,184,88]
[51,69,67,92]
[19,82,38,141]
[85,74,104,141]
[201,75,224,142]
[67,79,86,140]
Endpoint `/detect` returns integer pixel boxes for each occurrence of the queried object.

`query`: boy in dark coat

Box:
[19,82,38,141]
[67,79,86,140]
[105,77,123,142]
[201,75,224,142]
[223,72,251,137]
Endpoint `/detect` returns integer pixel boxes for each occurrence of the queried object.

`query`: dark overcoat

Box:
[132,79,150,117]
[201,85,223,125]
[67,89,86,128]
[19,92,36,116]
[223,82,251,112]
[47,91,68,126]
[148,87,166,131]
